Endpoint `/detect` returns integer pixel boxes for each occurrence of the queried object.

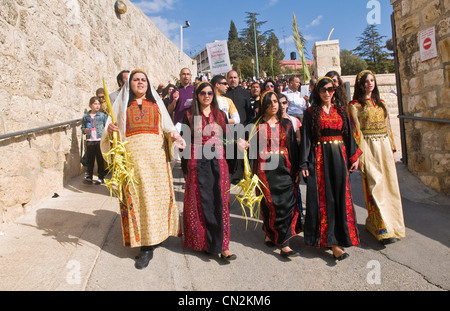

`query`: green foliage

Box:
[353,25,394,74]
[227,12,284,78]
[340,49,368,75]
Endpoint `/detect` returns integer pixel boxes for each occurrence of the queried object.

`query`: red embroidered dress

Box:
[253,120,301,246]
[300,105,362,248]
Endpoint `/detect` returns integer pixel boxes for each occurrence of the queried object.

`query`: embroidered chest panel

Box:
[357,101,387,135]
[320,106,343,131]
[126,100,160,137]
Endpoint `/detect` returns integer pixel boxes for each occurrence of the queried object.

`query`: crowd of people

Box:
[82,66,406,270]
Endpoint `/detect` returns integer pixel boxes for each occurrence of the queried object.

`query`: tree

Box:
[353,24,393,73]
[228,20,244,71]
[239,12,285,78]
[226,12,285,78]
[340,49,368,75]
[239,12,271,59]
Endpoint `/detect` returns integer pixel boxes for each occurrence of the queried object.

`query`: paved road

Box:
[0,162,448,293]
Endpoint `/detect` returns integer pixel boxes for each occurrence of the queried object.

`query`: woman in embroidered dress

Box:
[180,81,237,261]
[244,90,302,258]
[101,69,185,269]
[349,70,405,245]
[300,77,361,261]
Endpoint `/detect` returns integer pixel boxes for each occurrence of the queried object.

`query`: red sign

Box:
[423,38,432,50]
[419,27,438,62]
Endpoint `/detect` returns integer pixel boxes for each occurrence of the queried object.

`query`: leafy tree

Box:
[340,49,368,75]
[228,12,284,78]
[265,32,285,60]
[353,24,393,73]
[228,20,244,70]
[239,12,271,59]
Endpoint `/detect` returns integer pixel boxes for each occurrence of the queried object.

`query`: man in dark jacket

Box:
[225,70,252,125]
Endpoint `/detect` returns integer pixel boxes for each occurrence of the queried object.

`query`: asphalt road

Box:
[0,162,448,296]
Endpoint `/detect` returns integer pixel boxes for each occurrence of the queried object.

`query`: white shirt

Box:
[283,89,307,115]
[217,96,240,124]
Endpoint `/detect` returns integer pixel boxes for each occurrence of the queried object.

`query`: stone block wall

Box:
[391,0,450,193]
[0,0,196,223]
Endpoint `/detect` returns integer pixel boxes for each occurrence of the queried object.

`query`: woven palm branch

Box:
[230,117,267,229]
[292,13,311,82]
[101,78,138,204]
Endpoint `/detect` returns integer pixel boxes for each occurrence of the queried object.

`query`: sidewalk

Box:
[0,162,448,291]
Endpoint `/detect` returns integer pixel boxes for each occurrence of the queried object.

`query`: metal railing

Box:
[0,118,82,141]
[397,115,450,124]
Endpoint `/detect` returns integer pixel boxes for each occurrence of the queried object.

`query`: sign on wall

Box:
[419,26,438,62]
[206,41,232,76]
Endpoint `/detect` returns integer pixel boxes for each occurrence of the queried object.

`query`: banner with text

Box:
[206,41,232,76]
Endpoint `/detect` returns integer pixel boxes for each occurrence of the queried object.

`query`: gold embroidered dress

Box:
[117,99,181,247]
[101,74,181,249]
[349,99,406,241]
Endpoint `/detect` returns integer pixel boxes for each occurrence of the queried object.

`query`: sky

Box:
[129,0,394,61]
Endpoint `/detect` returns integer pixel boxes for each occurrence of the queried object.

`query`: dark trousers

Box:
[86,141,106,179]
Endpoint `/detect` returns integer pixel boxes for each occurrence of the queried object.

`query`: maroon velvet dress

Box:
[181,108,231,254]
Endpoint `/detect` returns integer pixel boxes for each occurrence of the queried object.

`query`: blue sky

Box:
[129,0,394,60]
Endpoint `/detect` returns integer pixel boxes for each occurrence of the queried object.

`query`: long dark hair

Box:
[127,70,156,106]
[325,70,348,106]
[189,81,226,133]
[352,71,387,118]
[310,77,349,141]
[256,90,291,141]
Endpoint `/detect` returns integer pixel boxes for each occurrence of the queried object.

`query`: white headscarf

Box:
[101,69,177,156]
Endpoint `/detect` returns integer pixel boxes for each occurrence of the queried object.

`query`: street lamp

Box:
[180,20,190,62]
[253,21,259,78]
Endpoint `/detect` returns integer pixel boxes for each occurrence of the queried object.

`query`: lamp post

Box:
[180,20,190,62]
[251,58,255,79]
[253,21,260,78]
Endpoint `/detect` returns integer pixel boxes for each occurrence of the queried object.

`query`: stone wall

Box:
[0,0,196,223]
[391,0,450,193]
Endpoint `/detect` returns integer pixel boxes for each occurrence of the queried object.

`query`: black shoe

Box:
[83,177,93,184]
[333,252,350,261]
[135,249,153,269]
[381,238,397,245]
[264,239,276,248]
[220,253,237,261]
[280,249,300,258]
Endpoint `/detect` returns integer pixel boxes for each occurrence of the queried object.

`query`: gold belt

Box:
[317,140,343,145]
[259,150,287,155]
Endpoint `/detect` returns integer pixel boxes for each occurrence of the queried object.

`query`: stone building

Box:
[0,0,196,223]
[390,0,450,193]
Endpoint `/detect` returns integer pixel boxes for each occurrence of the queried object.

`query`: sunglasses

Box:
[199,91,214,97]
[219,82,228,86]
[265,84,274,89]
[319,87,335,94]
[279,100,289,105]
